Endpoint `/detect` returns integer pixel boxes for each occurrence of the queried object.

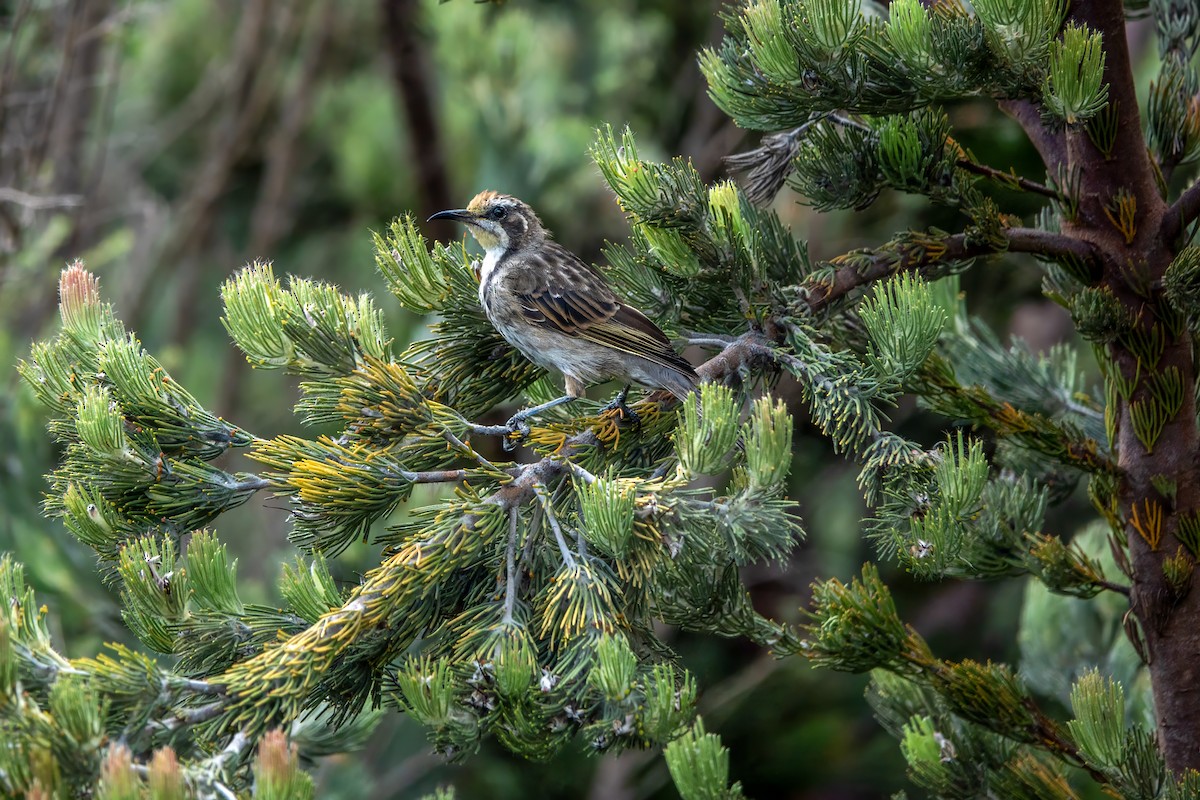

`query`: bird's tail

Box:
[660,367,703,420]
[663,368,700,402]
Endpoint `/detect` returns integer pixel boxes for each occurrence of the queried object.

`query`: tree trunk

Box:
[380,0,454,239]
[1066,0,1200,774]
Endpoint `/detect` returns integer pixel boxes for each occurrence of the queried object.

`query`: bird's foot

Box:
[503,413,532,452]
[601,386,641,432]
[496,395,577,452]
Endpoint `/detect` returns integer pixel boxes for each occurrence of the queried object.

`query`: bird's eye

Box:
[490,206,508,220]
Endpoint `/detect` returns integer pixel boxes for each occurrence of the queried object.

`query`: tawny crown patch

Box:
[467,190,504,215]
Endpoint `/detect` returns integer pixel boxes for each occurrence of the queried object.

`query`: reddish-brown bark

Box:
[1004,0,1200,774]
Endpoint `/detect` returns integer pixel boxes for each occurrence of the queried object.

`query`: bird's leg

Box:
[504,395,576,451]
[601,385,640,431]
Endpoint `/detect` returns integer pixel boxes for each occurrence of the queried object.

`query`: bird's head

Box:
[428,191,545,255]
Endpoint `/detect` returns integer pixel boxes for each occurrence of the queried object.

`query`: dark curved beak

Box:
[427,208,474,224]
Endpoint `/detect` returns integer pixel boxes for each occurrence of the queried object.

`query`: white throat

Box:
[477,246,505,303]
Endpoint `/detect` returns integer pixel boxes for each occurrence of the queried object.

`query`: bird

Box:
[428,191,698,448]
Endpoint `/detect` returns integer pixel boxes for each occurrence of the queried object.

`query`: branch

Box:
[248,1,335,256]
[467,332,776,512]
[145,700,228,737]
[1164,178,1200,243]
[955,159,1062,201]
[502,508,520,625]
[804,227,1103,315]
[234,475,272,492]
[442,429,500,473]
[393,468,469,484]
[174,677,227,696]
[381,0,453,235]
[685,335,738,349]
[1095,577,1131,597]
[216,332,779,730]
[917,362,1118,477]
[998,99,1067,174]
[1007,227,1104,263]
[534,482,576,568]
[0,187,84,209]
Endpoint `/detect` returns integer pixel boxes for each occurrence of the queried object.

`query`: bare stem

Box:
[442,428,499,472]
[687,336,739,348]
[395,467,469,484]
[534,483,576,569]
[232,475,272,492]
[1096,578,1131,597]
[565,459,598,485]
[955,159,1062,200]
[0,187,84,209]
[503,507,519,625]
[172,677,226,696]
[521,506,543,577]
[1164,178,1200,243]
[803,227,1104,315]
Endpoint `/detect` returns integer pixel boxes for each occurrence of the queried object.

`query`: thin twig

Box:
[521,505,543,577]
[565,459,598,485]
[1096,578,1132,597]
[687,336,740,349]
[29,0,86,174]
[503,507,519,625]
[0,0,35,139]
[803,227,1104,315]
[681,331,736,344]
[232,475,272,492]
[563,479,588,557]
[395,467,469,484]
[1165,178,1200,243]
[998,98,1067,174]
[0,187,84,209]
[442,428,499,472]
[219,731,250,761]
[955,159,1062,201]
[534,483,575,569]
[463,421,511,438]
[248,0,336,255]
[829,112,872,133]
[154,700,227,735]
[173,677,226,695]
[381,0,453,233]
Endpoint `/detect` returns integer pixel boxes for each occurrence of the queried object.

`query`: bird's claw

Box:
[601,390,641,432]
[503,414,531,452]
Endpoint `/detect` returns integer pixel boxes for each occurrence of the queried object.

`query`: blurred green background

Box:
[0,1,1097,797]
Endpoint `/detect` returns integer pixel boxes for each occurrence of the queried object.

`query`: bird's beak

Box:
[427,208,475,224]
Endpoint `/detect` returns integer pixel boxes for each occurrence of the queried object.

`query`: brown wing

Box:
[513,242,696,378]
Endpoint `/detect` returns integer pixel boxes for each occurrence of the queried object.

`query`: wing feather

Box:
[514,242,696,379]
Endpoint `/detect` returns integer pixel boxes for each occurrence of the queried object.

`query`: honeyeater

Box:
[429,191,698,445]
